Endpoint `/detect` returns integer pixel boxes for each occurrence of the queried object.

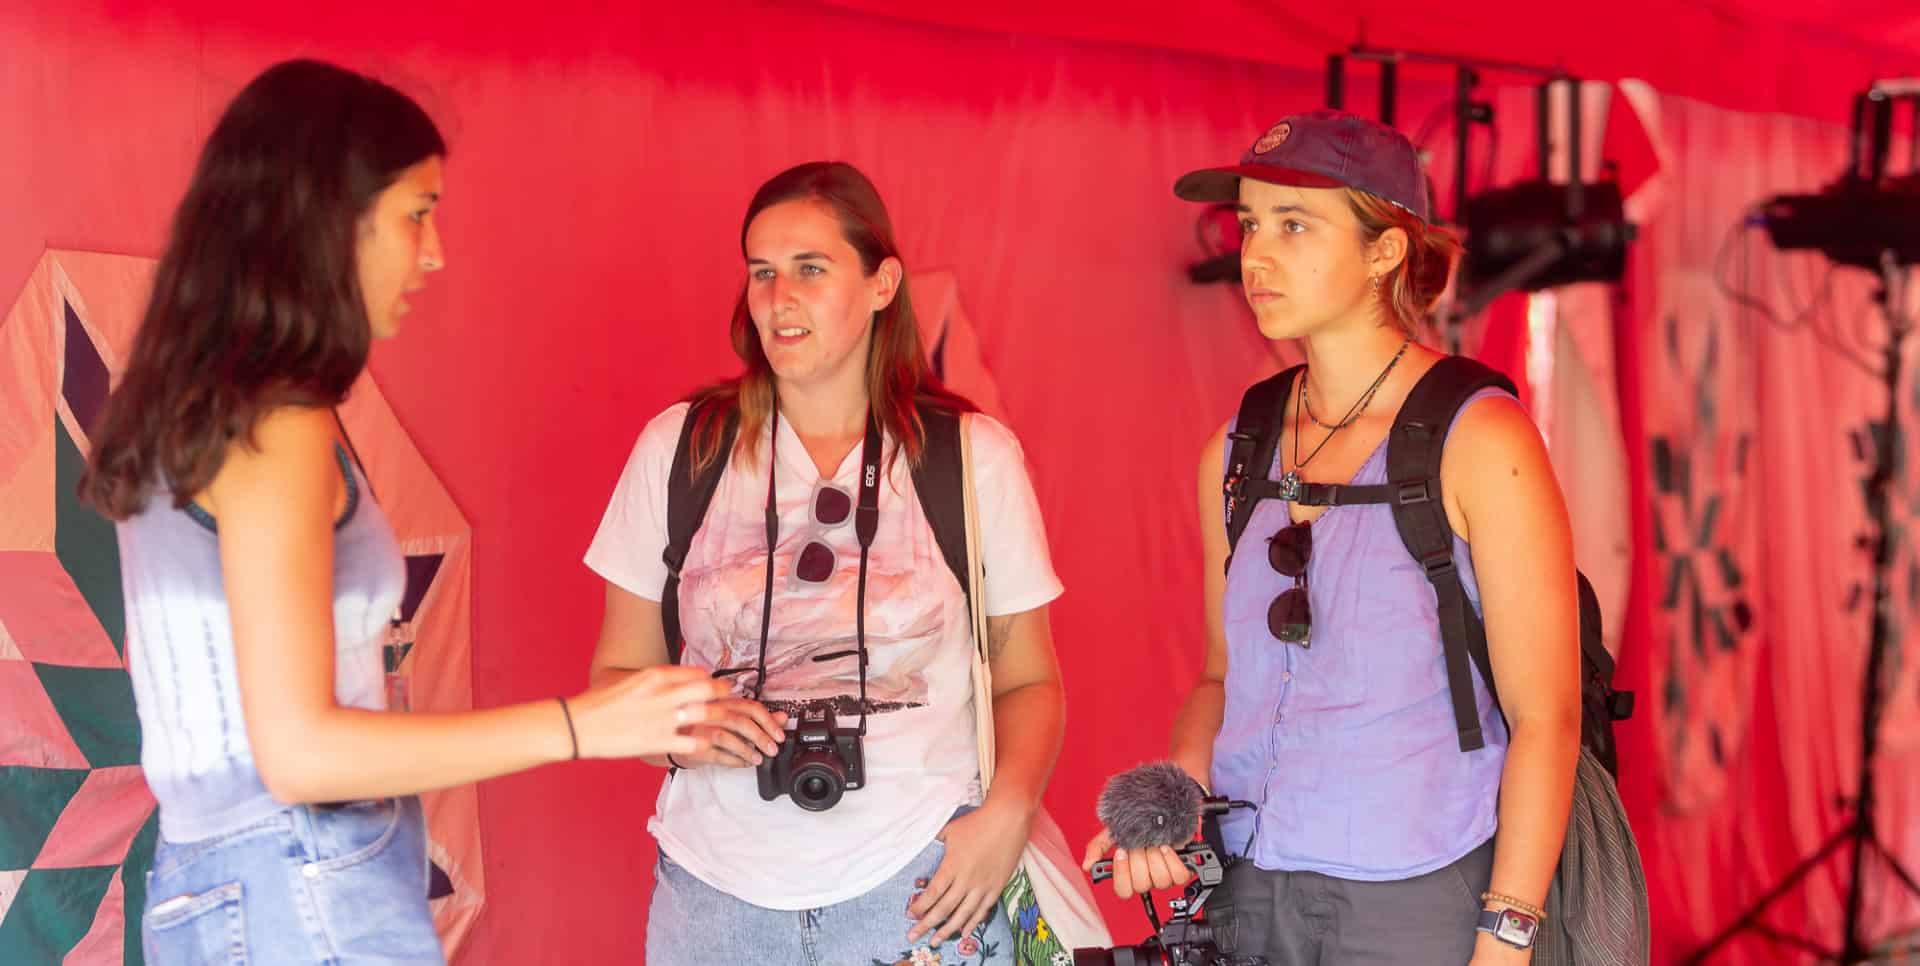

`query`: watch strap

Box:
[1477,907,1540,949]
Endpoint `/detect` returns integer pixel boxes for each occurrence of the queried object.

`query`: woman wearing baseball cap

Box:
[1085,111,1581,964]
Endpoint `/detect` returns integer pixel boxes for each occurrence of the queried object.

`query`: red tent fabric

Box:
[824,1,1920,124]
[4,2,1919,964]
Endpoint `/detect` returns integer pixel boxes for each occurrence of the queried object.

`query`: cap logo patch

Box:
[1253,121,1292,154]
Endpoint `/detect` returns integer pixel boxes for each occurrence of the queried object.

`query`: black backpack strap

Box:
[1292,481,1395,507]
[1384,356,1517,753]
[1224,367,1303,563]
[661,403,738,664]
[910,405,972,610]
[1576,574,1615,686]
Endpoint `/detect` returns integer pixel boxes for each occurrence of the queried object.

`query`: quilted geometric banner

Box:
[1644,293,1759,816]
[0,250,485,963]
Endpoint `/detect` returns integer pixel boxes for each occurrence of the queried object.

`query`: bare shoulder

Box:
[1199,420,1229,475]
[1439,392,1565,540]
[1198,420,1230,538]
[204,405,339,513]
[1443,393,1547,474]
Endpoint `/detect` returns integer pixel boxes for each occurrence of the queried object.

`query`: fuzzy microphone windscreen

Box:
[1096,760,1204,851]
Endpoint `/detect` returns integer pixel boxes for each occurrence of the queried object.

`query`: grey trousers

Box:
[1218,838,1496,965]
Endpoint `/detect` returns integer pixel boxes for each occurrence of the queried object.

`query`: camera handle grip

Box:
[1088,849,1214,886]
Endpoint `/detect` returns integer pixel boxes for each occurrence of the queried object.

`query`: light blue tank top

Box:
[1211,387,1510,881]
[118,444,404,842]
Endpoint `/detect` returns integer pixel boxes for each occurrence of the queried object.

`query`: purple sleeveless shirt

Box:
[1211,387,1509,881]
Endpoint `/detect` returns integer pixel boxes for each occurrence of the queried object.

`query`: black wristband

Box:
[555,697,580,761]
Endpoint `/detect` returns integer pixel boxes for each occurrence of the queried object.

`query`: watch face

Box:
[1494,909,1539,945]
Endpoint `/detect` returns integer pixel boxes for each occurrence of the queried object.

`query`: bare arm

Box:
[213,406,724,804]
[1169,423,1234,789]
[1083,424,1231,898]
[588,582,672,686]
[908,604,1066,946]
[588,581,785,769]
[980,604,1066,816]
[1445,397,1582,961]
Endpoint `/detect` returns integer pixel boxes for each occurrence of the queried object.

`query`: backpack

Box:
[1222,355,1650,964]
[1222,356,1634,773]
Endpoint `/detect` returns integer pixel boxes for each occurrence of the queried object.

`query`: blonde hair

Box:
[1344,188,1462,337]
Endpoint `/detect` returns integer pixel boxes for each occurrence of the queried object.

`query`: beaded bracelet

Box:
[1480,891,1546,919]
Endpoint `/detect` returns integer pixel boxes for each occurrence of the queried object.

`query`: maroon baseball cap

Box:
[1174,110,1431,221]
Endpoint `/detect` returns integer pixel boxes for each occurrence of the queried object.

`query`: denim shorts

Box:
[646,830,1017,966]
[141,796,443,965]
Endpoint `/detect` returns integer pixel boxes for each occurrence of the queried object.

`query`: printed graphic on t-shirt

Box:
[681,526,950,721]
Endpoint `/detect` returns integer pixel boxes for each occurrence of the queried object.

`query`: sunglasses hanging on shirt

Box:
[793,479,856,585]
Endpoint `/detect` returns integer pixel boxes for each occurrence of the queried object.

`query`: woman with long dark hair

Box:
[83,59,725,964]
[585,161,1066,964]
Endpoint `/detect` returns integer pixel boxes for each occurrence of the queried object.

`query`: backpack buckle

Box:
[1397,480,1435,505]
[1420,549,1457,578]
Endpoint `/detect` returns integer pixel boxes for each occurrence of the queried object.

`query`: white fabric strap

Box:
[960,413,1112,950]
[963,413,999,787]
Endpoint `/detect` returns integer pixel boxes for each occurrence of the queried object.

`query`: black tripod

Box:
[1685,252,1920,964]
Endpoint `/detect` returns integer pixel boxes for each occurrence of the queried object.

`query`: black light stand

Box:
[1684,83,1920,966]
[1328,47,1635,352]
[1683,250,1920,966]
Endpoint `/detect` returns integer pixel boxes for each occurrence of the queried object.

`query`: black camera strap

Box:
[748,403,880,735]
[849,416,882,735]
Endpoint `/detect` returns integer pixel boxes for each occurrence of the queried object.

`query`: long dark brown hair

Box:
[81,59,445,518]
[686,161,974,474]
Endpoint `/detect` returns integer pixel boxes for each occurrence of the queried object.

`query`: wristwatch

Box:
[1476,906,1541,949]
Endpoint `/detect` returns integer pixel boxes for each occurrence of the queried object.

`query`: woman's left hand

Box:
[906,798,1031,945]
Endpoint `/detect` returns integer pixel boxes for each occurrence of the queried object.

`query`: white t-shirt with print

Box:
[585,402,1063,910]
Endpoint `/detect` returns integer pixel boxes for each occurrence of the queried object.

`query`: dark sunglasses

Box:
[1267,522,1311,646]
[794,481,855,584]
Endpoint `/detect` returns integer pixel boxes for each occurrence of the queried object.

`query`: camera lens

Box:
[789,753,848,811]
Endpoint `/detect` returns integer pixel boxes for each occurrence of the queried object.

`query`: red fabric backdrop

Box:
[1613,83,1920,963]
[4,1,1918,963]
[823,1,1920,126]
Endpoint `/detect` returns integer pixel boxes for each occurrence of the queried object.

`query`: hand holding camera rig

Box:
[1076,762,1268,966]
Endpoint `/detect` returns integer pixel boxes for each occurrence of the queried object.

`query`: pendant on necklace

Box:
[1278,470,1303,503]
